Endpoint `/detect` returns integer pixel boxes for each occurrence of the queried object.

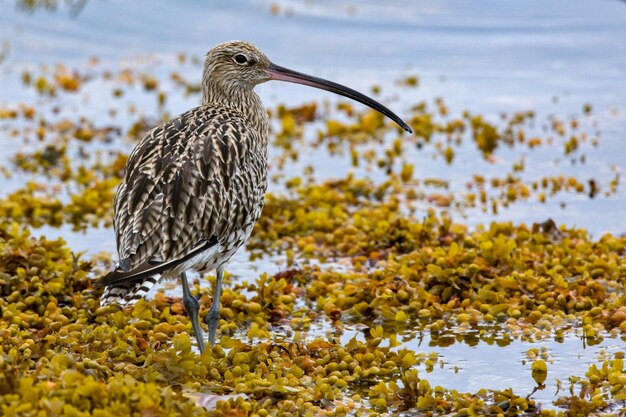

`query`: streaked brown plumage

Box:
[96,40,412,353]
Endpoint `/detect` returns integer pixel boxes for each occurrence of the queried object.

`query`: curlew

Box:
[95,41,412,353]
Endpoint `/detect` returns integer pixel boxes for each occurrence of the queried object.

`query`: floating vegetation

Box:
[15,0,89,15]
[0,44,624,416]
[1,216,625,416]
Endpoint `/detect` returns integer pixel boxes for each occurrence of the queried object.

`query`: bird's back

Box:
[96,103,268,305]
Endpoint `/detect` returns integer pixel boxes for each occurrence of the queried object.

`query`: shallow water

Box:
[356,327,625,411]
[2,0,625,236]
[1,0,625,413]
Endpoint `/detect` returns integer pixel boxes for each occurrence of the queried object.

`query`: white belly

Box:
[164,224,255,278]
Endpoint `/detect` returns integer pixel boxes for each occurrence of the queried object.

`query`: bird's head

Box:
[203,40,412,133]
[203,41,272,90]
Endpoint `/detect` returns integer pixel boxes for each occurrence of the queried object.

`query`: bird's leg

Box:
[181,272,205,354]
[206,266,224,346]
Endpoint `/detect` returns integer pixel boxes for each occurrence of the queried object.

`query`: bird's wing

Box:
[95,105,266,289]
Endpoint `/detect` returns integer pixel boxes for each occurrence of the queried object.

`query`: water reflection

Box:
[335,321,626,410]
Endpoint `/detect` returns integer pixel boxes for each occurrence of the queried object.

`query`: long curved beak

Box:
[267,63,413,133]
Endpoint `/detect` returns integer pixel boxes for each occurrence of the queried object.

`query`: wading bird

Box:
[95,41,412,353]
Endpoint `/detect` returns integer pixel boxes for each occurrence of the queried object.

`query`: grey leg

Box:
[181,272,205,354]
[206,266,224,346]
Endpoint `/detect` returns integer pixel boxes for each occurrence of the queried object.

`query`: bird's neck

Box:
[202,82,269,140]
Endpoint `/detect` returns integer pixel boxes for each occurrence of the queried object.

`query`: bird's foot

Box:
[206,310,219,347]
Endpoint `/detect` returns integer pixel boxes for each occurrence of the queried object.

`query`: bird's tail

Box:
[95,238,218,306]
[99,275,159,307]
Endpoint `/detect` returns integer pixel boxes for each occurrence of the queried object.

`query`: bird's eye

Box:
[234,54,248,65]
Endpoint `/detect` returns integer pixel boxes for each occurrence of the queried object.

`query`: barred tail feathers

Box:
[96,238,220,306]
[99,275,158,306]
